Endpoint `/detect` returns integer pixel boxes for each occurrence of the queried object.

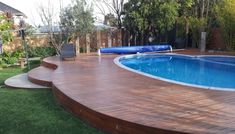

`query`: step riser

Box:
[27,57,56,87]
[42,60,57,70]
[28,76,52,87]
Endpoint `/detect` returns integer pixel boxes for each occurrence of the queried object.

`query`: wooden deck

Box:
[30,50,235,134]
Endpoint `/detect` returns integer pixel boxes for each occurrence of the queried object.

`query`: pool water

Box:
[116,54,235,91]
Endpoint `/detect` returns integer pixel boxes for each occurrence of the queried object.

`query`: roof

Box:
[38,26,61,33]
[0,2,26,17]
[94,22,116,30]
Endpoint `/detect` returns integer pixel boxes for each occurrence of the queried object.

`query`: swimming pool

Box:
[115,54,235,91]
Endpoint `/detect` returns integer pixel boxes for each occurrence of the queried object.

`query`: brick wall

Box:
[3,34,49,52]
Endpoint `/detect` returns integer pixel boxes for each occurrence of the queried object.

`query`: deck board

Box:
[39,51,235,134]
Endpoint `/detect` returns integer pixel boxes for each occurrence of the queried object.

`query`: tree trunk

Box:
[200,0,205,19]
[199,0,206,50]
[205,0,210,19]
[128,31,131,47]
[134,33,137,46]
[185,18,189,47]
[141,32,144,45]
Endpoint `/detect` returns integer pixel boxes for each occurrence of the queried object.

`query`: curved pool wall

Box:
[114,54,235,91]
[100,44,172,54]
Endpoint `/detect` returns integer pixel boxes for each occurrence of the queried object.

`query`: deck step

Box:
[5,73,49,89]
[28,66,54,87]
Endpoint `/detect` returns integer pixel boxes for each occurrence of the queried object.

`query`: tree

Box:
[95,0,126,29]
[177,0,193,47]
[122,0,224,48]
[104,13,117,27]
[152,0,179,42]
[94,0,127,46]
[38,0,64,54]
[123,0,179,45]
[0,13,13,44]
[122,0,139,45]
[192,0,220,47]
[125,0,150,45]
[60,0,94,53]
[176,0,220,48]
[215,0,235,50]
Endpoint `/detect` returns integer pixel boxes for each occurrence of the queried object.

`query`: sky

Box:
[0,0,123,27]
[0,0,72,26]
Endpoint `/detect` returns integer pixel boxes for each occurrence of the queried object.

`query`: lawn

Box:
[0,65,103,134]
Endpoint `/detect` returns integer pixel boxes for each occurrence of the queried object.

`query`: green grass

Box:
[0,66,103,134]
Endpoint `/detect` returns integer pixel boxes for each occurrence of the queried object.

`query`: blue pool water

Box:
[116,54,235,90]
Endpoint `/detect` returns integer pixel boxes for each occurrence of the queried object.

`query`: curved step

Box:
[28,66,54,87]
[41,56,60,69]
[42,58,58,69]
[5,73,49,89]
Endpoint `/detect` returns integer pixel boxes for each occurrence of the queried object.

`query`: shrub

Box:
[0,50,24,65]
[215,0,235,50]
[0,46,56,66]
[28,46,56,58]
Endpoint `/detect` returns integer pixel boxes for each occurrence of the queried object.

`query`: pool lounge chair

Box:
[60,44,76,60]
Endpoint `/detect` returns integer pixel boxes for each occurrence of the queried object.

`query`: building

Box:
[0,2,26,26]
[0,2,25,16]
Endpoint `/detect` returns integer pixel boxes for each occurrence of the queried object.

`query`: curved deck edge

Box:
[52,84,185,134]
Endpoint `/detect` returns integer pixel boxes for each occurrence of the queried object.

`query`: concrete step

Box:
[4,73,49,89]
